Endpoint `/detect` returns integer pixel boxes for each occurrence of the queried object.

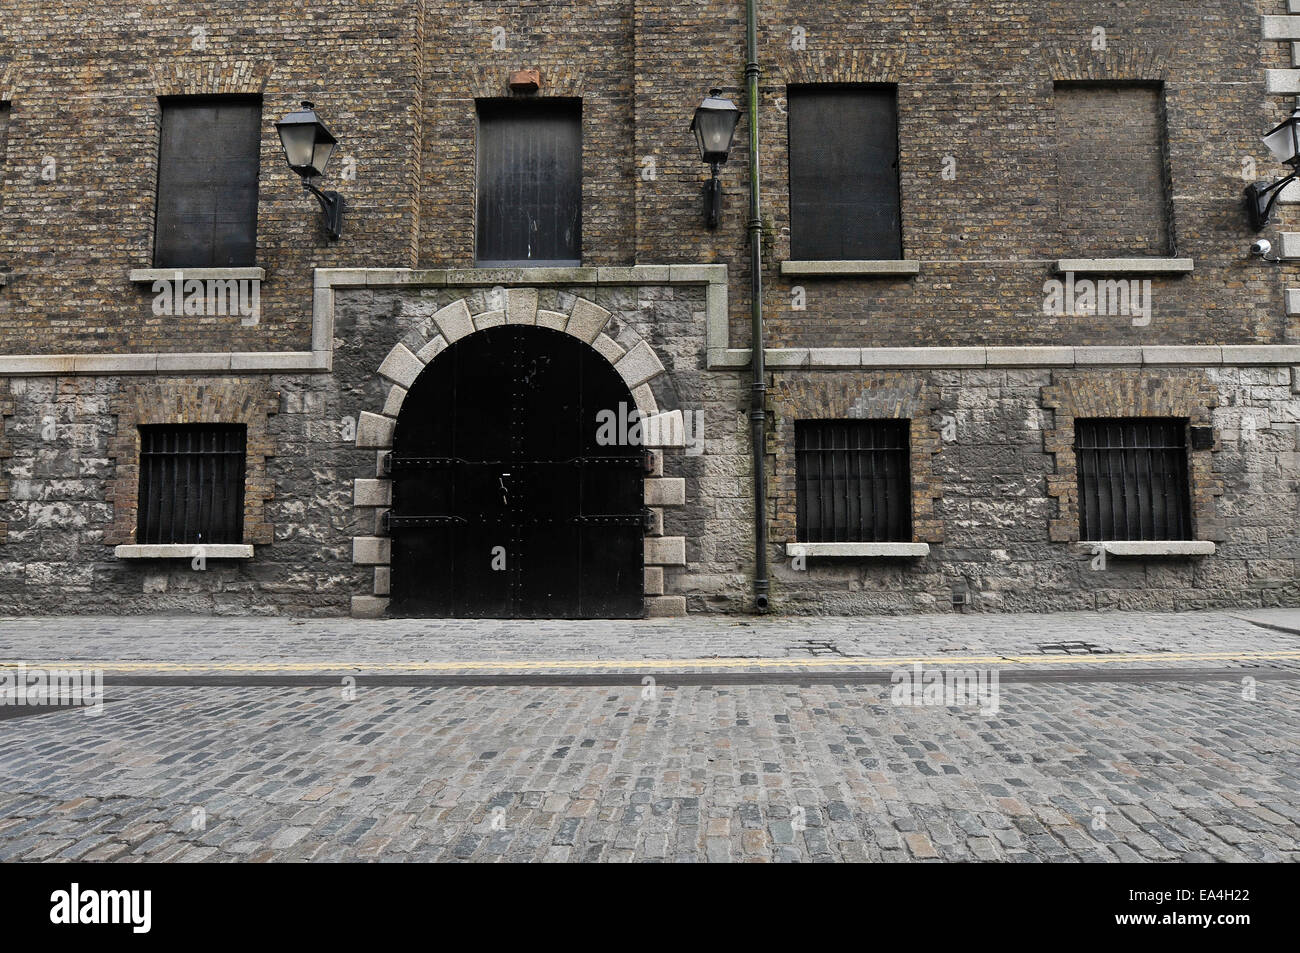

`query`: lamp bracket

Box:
[302,180,345,241]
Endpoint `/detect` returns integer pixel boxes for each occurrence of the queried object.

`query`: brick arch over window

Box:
[1040,370,1222,544]
[149,59,273,97]
[468,64,585,99]
[105,379,278,546]
[0,62,18,102]
[1044,42,1171,82]
[348,290,688,616]
[769,373,945,546]
[778,49,906,86]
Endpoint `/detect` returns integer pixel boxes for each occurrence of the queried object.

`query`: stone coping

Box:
[779,260,921,277]
[1053,258,1195,274]
[785,542,930,558]
[114,544,255,559]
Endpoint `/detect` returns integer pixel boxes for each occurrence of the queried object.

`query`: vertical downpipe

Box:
[746,0,770,612]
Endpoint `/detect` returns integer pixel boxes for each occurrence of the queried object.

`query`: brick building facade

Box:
[2,1,1300,617]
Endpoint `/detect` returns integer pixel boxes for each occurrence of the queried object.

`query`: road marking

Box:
[2,650,1299,674]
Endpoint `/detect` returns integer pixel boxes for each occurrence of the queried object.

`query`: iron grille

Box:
[1076,418,1191,541]
[796,420,911,543]
[137,424,246,545]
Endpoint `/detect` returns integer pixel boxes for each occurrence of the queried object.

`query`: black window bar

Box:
[796,420,912,543]
[1076,418,1192,542]
[137,424,247,545]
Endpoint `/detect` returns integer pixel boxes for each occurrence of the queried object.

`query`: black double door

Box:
[389,325,645,618]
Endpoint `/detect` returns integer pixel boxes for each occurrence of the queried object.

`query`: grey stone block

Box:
[566,298,612,343]
[432,299,475,342]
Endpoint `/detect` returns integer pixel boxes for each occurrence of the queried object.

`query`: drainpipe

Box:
[745,0,770,613]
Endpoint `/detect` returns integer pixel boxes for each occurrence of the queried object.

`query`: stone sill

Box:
[785,542,930,558]
[780,260,921,277]
[1088,541,1216,558]
[114,544,254,559]
[129,267,266,283]
[1054,258,1194,275]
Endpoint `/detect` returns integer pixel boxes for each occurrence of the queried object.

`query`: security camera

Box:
[1251,239,1280,262]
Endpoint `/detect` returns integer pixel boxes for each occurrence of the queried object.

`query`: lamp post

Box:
[276,101,345,241]
[1246,108,1300,231]
[690,90,740,228]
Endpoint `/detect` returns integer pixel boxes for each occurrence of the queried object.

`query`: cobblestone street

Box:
[2,611,1298,862]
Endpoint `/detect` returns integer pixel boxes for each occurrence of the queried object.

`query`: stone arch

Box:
[348,289,687,616]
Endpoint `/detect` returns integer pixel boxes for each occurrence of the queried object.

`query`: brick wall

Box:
[0,0,422,354]
[0,1,1283,356]
[1054,83,1172,257]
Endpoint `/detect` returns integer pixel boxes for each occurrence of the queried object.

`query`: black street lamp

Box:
[691,90,741,228]
[1246,108,1300,231]
[276,101,345,241]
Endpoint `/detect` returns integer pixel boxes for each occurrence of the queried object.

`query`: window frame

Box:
[136,423,248,546]
[1052,80,1174,258]
[786,84,903,262]
[795,419,913,544]
[152,94,263,269]
[1074,417,1192,542]
[474,97,583,268]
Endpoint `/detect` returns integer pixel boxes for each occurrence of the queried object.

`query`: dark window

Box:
[1076,418,1191,541]
[796,420,911,542]
[1054,83,1171,256]
[788,86,901,261]
[137,424,247,545]
[153,97,261,268]
[476,99,582,266]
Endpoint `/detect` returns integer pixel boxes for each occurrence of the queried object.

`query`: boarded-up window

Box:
[476,99,582,266]
[1055,83,1171,256]
[137,424,247,545]
[153,97,261,268]
[796,420,912,542]
[788,86,901,261]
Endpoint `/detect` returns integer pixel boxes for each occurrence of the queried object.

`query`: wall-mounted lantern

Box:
[1246,108,1300,231]
[276,101,345,241]
[691,90,740,229]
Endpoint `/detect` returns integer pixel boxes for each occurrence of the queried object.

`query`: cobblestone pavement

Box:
[0,678,1297,862]
[2,609,1300,673]
[1,611,1298,862]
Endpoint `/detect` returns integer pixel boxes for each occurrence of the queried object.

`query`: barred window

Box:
[796,420,911,542]
[1076,418,1191,541]
[137,424,247,545]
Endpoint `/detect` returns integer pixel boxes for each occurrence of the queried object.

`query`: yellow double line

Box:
[2,650,1299,674]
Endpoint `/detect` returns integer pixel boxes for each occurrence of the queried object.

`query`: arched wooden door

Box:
[389,325,645,618]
